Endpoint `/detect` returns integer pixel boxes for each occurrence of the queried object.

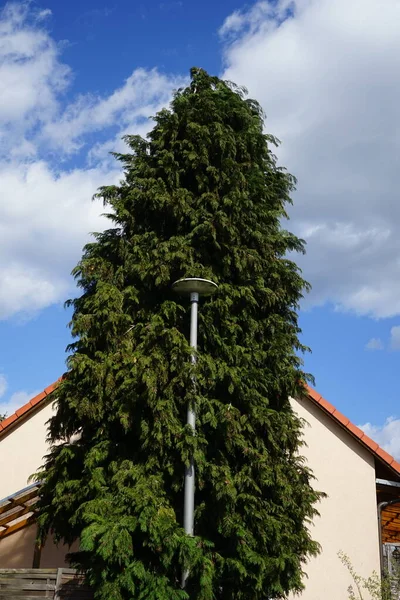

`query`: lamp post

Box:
[172,277,218,588]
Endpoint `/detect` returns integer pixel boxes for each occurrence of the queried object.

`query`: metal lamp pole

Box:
[172,277,218,588]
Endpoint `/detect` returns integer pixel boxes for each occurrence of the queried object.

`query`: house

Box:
[0,382,399,599]
[289,389,400,599]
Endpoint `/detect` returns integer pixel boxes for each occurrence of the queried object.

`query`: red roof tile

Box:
[305,384,400,475]
[0,380,60,436]
[344,422,363,439]
[332,410,350,427]
[318,397,336,415]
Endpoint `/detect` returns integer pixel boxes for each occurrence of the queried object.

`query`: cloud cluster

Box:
[0,160,113,318]
[0,2,182,320]
[365,326,400,351]
[220,0,400,318]
[390,326,400,350]
[365,338,383,351]
[0,2,70,159]
[3,0,400,323]
[42,68,183,156]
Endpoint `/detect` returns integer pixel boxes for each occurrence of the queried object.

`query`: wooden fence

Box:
[0,569,93,599]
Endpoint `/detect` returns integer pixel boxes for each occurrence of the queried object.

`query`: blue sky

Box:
[1,0,400,456]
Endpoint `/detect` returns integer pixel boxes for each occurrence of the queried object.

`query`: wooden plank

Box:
[0,571,57,579]
[59,592,93,597]
[0,505,25,526]
[0,582,55,590]
[4,513,35,529]
[0,596,53,600]
[25,497,40,509]
[0,593,49,597]
[0,492,38,517]
[0,501,12,517]
[0,504,33,527]
[0,596,53,599]
[0,576,56,580]
[54,568,63,600]
[10,488,40,504]
[0,570,56,574]
[32,536,42,569]
[0,577,55,584]
[0,486,40,517]
[1,512,35,538]
[59,585,91,598]
[58,592,93,600]
[60,576,85,584]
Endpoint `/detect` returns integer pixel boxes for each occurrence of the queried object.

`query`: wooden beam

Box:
[32,539,41,569]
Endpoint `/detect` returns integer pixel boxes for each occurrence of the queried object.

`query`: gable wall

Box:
[0,402,54,499]
[288,396,380,600]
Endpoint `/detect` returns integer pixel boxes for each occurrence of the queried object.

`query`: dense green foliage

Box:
[37,68,322,599]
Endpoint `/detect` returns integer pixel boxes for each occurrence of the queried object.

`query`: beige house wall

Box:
[0,526,37,568]
[0,525,75,569]
[289,395,380,600]
[0,402,54,499]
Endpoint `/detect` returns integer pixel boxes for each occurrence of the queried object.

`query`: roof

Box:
[0,378,399,476]
[0,380,59,438]
[306,384,400,475]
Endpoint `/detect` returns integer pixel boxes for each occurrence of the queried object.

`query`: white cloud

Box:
[0,1,70,156]
[220,0,400,317]
[390,326,400,350]
[360,418,400,461]
[0,388,40,418]
[219,1,292,39]
[366,338,384,351]
[36,8,52,21]
[41,68,185,155]
[0,374,39,418]
[219,10,248,38]
[0,2,180,320]
[0,159,116,319]
[0,374,7,398]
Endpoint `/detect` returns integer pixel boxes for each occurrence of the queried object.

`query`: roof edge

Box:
[305,384,400,475]
[0,379,60,437]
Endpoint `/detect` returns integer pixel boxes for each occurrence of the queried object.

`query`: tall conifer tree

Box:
[37,68,322,599]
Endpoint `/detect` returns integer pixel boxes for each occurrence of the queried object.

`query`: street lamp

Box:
[172,277,218,588]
